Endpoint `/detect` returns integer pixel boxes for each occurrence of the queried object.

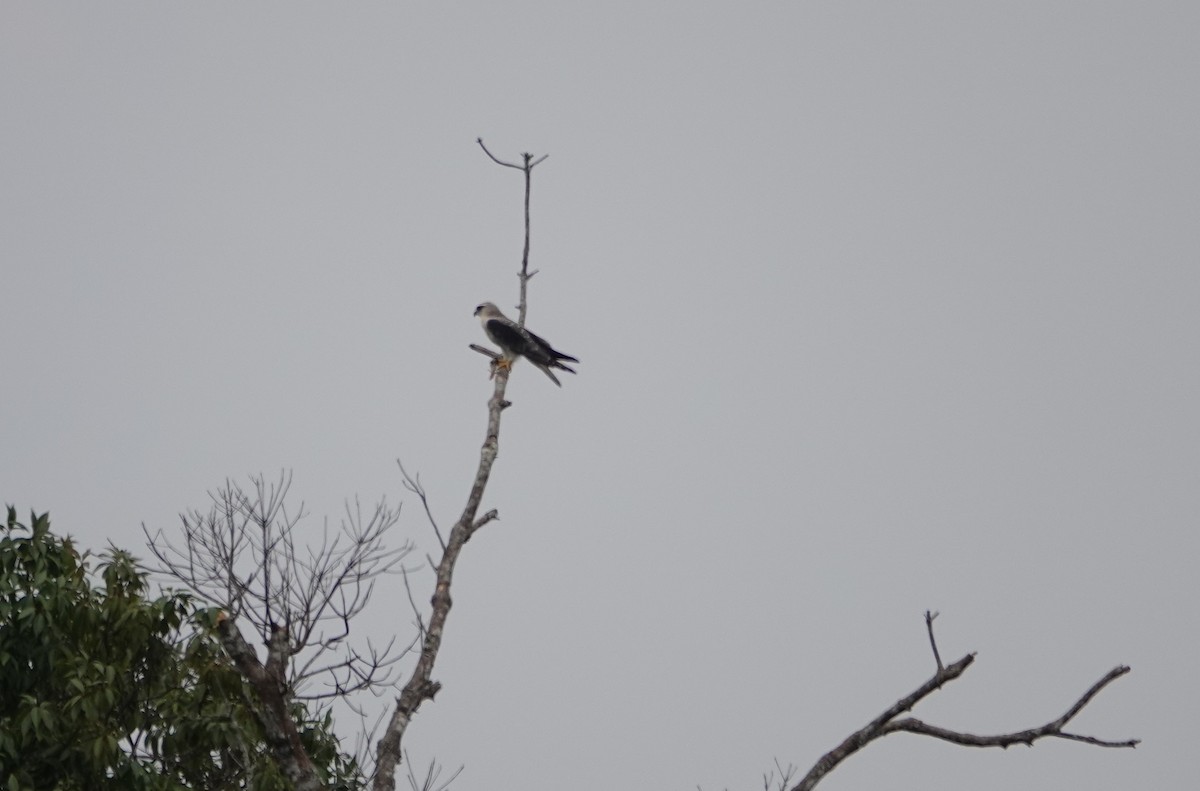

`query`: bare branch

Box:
[146,472,415,791]
[468,343,501,360]
[402,566,429,641]
[398,461,446,553]
[517,151,535,325]
[789,617,1136,791]
[374,144,541,790]
[404,751,464,791]
[763,759,798,791]
[349,700,391,781]
[469,509,498,535]
[476,138,546,327]
[475,137,523,170]
[374,282,510,791]
[882,665,1138,749]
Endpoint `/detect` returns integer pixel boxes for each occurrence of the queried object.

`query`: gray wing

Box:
[484,317,530,357]
[524,329,579,366]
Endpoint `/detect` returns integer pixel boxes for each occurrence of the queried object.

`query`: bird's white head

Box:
[474,302,503,320]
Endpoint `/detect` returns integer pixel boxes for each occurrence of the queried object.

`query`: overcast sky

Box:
[2,3,1196,790]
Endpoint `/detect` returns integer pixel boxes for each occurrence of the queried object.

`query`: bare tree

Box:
[144,141,548,791]
[143,472,413,788]
[146,473,411,702]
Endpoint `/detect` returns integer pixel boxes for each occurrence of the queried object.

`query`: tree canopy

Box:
[0,507,362,791]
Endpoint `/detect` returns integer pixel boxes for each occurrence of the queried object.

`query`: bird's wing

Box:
[525,329,579,364]
[484,317,529,355]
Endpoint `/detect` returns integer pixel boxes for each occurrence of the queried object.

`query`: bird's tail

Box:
[553,350,580,365]
[535,364,564,387]
[537,350,577,386]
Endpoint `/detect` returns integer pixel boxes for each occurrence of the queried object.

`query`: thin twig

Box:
[401,567,428,641]
[476,137,523,170]
[398,461,445,553]
[924,610,943,671]
[518,152,533,325]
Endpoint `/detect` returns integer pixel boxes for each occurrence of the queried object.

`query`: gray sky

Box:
[2,3,1196,789]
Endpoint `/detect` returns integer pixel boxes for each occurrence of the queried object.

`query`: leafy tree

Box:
[0,507,362,791]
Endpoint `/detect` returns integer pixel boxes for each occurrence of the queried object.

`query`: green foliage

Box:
[0,507,363,791]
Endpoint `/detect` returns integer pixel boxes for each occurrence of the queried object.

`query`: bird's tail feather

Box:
[535,364,563,387]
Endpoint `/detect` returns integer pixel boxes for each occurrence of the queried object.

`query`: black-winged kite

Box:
[474,302,579,386]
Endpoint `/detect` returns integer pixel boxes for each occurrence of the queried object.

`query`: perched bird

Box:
[474,302,579,386]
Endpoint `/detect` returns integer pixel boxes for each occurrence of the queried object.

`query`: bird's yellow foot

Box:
[488,357,513,380]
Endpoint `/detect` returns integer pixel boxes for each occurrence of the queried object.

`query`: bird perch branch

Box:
[372,142,548,791]
[468,344,502,361]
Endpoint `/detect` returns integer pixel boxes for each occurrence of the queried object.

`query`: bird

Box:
[474,302,579,386]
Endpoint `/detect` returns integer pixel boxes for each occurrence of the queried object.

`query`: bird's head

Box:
[474,302,502,319]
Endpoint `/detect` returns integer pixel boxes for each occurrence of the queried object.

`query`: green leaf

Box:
[1,507,365,790]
